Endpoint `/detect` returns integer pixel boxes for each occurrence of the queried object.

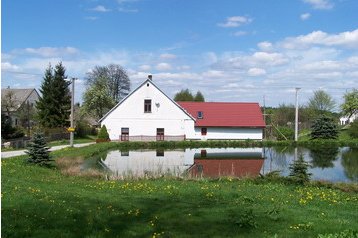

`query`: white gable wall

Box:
[188,127,263,140]
[101,80,195,140]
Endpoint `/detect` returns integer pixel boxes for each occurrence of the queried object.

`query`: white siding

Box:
[187,127,263,140]
[101,80,195,140]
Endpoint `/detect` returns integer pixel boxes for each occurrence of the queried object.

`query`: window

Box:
[201,128,207,136]
[121,128,129,141]
[156,128,164,141]
[121,151,129,156]
[197,111,203,119]
[144,99,152,113]
[156,149,164,157]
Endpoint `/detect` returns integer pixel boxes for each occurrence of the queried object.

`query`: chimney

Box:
[148,74,152,81]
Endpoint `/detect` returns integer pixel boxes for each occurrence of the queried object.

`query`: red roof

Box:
[189,159,264,178]
[178,102,266,128]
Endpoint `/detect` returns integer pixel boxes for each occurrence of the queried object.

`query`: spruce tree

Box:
[26,132,53,167]
[289,155,312,184]
[36,62,71,128]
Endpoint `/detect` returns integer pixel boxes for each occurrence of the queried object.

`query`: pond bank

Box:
[2,144,357,237]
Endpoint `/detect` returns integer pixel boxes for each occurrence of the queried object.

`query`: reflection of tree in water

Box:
[341,148,358,182]
[309,146,339,169]
[265,147,290,169]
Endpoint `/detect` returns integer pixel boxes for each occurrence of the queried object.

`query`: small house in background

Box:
[340,113,357,125]
[100,76,265,141]
[1,88,40,127]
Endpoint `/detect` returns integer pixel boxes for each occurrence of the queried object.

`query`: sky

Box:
[2,0,358,109]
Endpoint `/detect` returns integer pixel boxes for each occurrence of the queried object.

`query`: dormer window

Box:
[144,99,152,113]
[197,111,203,119]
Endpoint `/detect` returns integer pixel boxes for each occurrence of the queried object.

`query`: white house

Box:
[100,76,196,141]
[340,113,357,125]
[99,76,265,141]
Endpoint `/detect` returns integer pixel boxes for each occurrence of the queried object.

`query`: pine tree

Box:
[36,62,71,128]
[26,132,53,167]
[310,116,338,139]
[97,125,110,140]
[289,155,312,184]
[194,91,205,102]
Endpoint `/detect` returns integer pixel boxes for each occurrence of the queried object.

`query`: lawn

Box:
[1,143,358,238]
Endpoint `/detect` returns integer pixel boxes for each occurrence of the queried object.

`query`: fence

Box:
[113,135,185,142]
[2,133,70,149]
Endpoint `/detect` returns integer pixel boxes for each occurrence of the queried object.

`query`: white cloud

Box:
[177,65,191,70]
[247,68,266,76]
[89,5,111,12]
[13,47,79,58]
[1,62,20,71]
[138,64,151,71]
[281,29,358,49]
[300,13,311,20]
[303,0,334,10]
[217,16,252,28]
[252,52,289,66]
[257,41,274,52]
[155,63,172,71]
[160,53,177,60]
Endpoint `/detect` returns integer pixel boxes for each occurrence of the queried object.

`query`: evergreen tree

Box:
[174,89,194,101]
[26,132,53,167]
[36,63,71,128]
[310,116,338,139]
[289,155,311,184]
[194,91,205,102]
[97,125,110,140]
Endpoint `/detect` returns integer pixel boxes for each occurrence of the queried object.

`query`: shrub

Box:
[289,155,311,184]
[347,119,358,138]
[310,116,338,139]
[26,132,53,167]
[97,125,110,140]
[275,126,294,141]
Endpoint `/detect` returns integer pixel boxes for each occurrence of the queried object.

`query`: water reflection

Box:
[97,147,357,183]
[341,148,358,182]
[309,145,339,168]
[189,148,264,178]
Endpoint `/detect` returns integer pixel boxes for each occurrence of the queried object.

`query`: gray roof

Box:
[1,88,38,111]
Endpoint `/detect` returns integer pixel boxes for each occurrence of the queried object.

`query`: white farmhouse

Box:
[100,76,265,141]
[100,76,196,141]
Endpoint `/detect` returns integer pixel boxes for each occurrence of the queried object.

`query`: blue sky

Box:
[2,0,358,108]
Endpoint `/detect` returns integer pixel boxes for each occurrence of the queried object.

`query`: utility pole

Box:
[70,78,76,147]
[295,88,301,142]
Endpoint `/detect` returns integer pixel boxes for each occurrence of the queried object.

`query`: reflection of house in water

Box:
[102,150,193,177]
[188,148,264,178]
[101,148,264,178]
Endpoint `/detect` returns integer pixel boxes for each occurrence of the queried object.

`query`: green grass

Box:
[2,143,358,238]
[47,137,95,147]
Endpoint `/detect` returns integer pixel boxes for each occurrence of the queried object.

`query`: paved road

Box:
[1,142,95,159]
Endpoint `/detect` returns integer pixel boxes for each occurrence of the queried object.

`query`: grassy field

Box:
[2,143,358,238]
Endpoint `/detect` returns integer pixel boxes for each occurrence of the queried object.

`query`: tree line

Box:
[1,61,357,141]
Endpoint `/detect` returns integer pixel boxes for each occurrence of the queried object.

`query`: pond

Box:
[85,147,358,183]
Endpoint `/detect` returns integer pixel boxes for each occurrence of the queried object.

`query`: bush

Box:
[347,119,358,138]
[26,132,53,167]
[275,126,294,141]
[310,116,338,140]
[97,125,110,140]
[289,155,312,184]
